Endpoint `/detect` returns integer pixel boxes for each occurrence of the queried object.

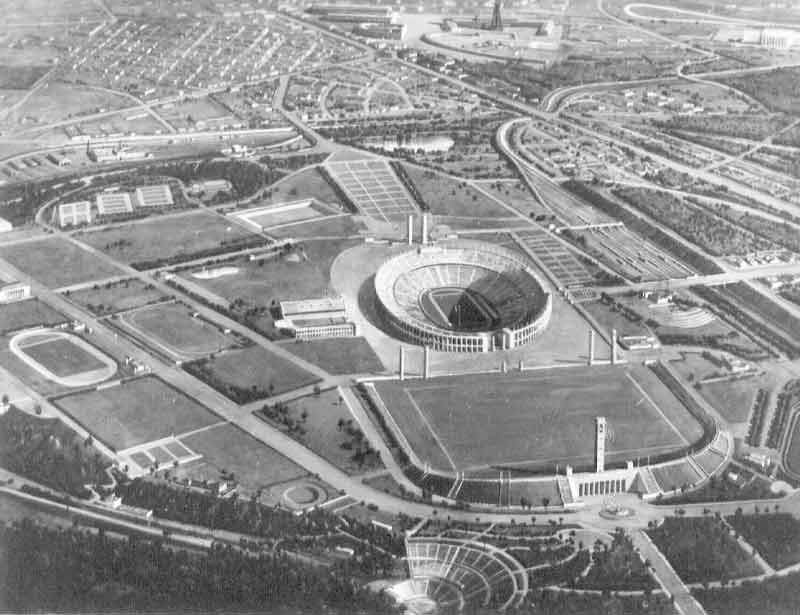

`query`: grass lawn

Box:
[281,337,384,375]
[647,517,763,583]
[402,164,514,218]
[0,299,67,334]
[76,211,257,266]
[179,238,359,338]
[582,300,652,338]
[373,364,703,473]
[262,166,342,207]
[259,389,384,475]
[669,352,773,424]
[0,238,124,288]
[65,279,168,316]
[21,337,107,378]
[185,344,319,404]
[53,376,219,451]
[698,378,760,424]
[177,423,307,491]
[121,302,235,358]
[474,179,548,217]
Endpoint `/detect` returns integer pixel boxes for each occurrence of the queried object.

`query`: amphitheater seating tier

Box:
[405,538,524,611]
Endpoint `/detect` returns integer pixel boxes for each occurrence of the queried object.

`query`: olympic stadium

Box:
[373,239,552,353]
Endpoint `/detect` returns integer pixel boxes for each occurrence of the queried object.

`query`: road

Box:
[633,530,707,615]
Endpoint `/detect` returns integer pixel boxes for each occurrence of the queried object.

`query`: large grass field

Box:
[20,336,107,378]
[402,164,515,219]
[259,388,384,475]
[182,238,358,305]
[177,423,307,491]
[120,302,235,359]
[179,238,359,338]
[262,166,341,207]
[0,299,67,333]
[76,211,257,266]
[0,238,124,288]
[185,344,319,403]
[281,337,384,375]
[373,365,703,473]
[53,376,220,451]
[65,279,168,316]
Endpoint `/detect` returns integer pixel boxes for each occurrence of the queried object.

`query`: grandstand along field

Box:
[372,365,704,473]
[53,375,220,452]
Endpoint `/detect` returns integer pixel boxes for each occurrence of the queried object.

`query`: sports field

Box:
[0,238,124,288]
[53,376,220,451]
[373,365,704,473]
[19,336,107,378]
[66,279,167,316]
[420,288,496,331]
[119,302,235,359]
[0,299,66,333]
[77,211,257,266]
[185,344,320,403]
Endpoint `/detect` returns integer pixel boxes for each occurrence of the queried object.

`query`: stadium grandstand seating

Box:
[652,305,716,329]
[403,536,528,611]
[454,480,500,505]
[375,240,551,353]
[651,459,703,493]
[507,479,562,509]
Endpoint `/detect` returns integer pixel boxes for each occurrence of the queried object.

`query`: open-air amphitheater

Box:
[388,535,529,614]
[374,240,552,352]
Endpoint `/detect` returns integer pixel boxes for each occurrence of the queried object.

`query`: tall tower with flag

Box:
[490,0,503,31]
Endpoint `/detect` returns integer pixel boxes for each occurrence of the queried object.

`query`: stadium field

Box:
[372,364,704,473]
[120,302,235,359]
[19,336,107,378]
[53,376,219,451]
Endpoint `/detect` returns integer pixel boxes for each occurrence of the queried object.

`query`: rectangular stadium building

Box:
[277,297,356,340]
[135,184,174,209]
